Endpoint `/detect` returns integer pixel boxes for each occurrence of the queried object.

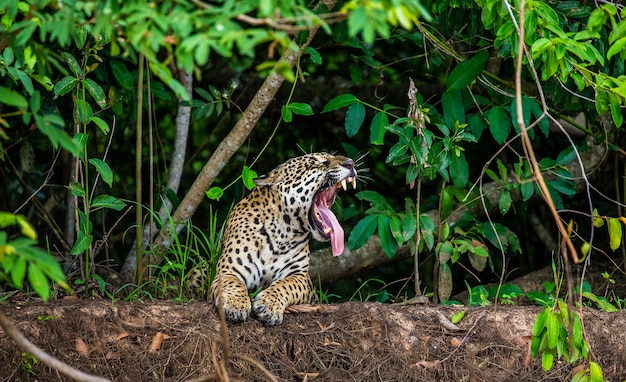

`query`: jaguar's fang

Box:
[336,177,356,191]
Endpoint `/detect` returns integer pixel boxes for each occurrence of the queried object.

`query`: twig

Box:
[190,0,346,32]
[231,354,280,382]
[0,311,110,382]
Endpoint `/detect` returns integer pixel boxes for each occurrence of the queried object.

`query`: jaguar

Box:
[210,152,357,325]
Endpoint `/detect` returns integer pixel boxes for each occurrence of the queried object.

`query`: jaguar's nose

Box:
[341,159,355,171]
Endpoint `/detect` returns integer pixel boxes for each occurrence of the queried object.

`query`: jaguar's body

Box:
[210,153,357,325]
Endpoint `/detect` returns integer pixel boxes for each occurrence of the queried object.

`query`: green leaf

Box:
[556,146,576,165]
[62,52,81,77]
[488,106,510,144]
[607,36,626,60]
[378,215,398,258]
[322,94,358,113]
[54,77,78,98]
[242,166,258,190]
[206,187,224,201]
[0,86,28,108]
[15,215,37,240]
[17,69,34,95]
[90,116,110,134]
[449,151,469,187]
[402,213,416,242]
[345,101,366,137]
[356,190,389,210]
[607,217,622,251]
[28,263,51,301]
[370,112,389,145]
[281,105,293,122]
[594,89,609,115]
[608,92,623,128]
[451,311,465,324]
[304,46,322,65]
[541,351,554,371]
[84,79,107,109]
[389,216,404,246]
[545,312,559,349]
[442,89,465,126]
[348,214,378,250]
[287,102,314,116]
[35,114,82,157]
[91,195,126,211]
[446,50,489,91]
[89,158,114,187]
[75,99,93,123]
[30,90,41,114]
[11,256,27,289]
[70,229,93,255]
[589,361,604,382]
[499,188,512,215]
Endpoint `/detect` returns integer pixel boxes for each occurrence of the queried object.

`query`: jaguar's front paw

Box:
[216,293,252,322]
[252,291,285,326]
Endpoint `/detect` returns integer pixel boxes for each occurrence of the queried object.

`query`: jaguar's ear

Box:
[253,170,280,186]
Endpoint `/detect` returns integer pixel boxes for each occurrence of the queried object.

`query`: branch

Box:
[0,312,110,382]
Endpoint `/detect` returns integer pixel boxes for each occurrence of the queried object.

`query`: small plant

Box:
[349,278,393,303]
[20,351,39,377]
[317,274,341,304]
[132,203,223,302]
[527,261,608,380]
[0,212,70,300]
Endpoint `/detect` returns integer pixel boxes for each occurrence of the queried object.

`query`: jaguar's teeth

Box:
[340,179,347,191]
[323,227,332,234]
[350,177,356,189]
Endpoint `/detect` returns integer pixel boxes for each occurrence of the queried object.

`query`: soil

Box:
[1,298,625,382]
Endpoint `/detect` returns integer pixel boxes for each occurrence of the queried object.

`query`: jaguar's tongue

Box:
[317,204,344,257]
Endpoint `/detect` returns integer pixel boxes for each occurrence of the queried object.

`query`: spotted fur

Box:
[210,153,357,325]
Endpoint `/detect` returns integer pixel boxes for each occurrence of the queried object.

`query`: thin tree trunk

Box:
[121,69,193,276]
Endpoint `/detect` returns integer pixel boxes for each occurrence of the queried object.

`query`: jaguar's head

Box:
[253,152,358,256]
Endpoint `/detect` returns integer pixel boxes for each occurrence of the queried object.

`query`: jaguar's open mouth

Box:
[311,176,357,257]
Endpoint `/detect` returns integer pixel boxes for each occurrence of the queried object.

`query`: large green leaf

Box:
[607,217,622,251]
[322,94,358,113]
[27,262,51,301]
[84,78,107,109]
[54,76,78,98]
[242,166,258,190]
[377,215,398,258]
[0,86,28,108]
[449,151,469,187]
[446,50,489,91]
[345,101,366,137]
[89,158,113,187]
[34,114,82,157]
[110,60,134,89]
[488,106,510,144]
[442,89,465,126]
[348,214,378,250]
[62,52,81,77]
[370,111,389,145]
[91,194,126,211]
